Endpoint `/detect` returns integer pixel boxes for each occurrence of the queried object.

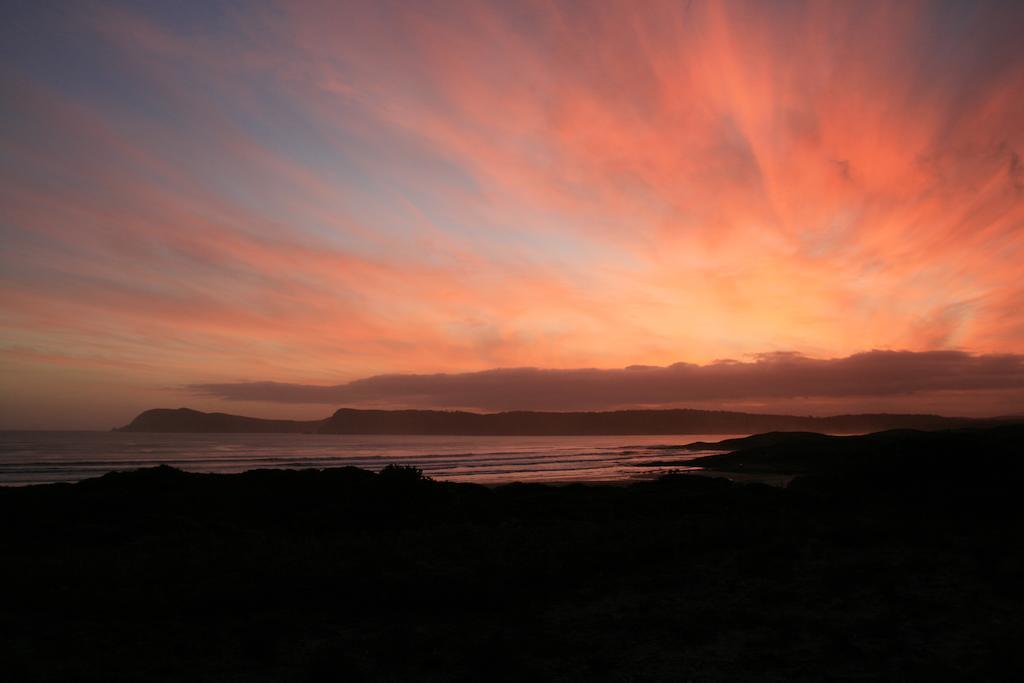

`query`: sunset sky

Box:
[3,0,1024,428]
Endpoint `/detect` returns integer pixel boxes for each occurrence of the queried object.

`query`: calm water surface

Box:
[0,431,743,486]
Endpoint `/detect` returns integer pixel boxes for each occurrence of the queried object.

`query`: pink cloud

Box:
[3,1,1024,426]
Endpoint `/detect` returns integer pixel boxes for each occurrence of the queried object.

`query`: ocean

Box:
[0,431,743,486]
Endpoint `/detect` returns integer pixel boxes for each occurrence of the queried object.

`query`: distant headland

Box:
[116,406,1018,435]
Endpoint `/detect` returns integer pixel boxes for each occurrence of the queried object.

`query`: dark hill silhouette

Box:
[117,406,1009,434]
[319,408,1007,434]
[117,407,323,433]
[674,423,1024,476]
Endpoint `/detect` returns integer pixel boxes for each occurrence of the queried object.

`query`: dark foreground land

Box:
[3,426,1024,681]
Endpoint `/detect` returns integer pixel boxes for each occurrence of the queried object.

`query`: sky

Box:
[2,0,1024,429]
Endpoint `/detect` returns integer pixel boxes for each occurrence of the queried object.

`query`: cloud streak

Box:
[190,350,1024,413]
[3,1,1024,425]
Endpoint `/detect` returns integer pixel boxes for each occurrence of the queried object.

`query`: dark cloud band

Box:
[189,350,1024,411]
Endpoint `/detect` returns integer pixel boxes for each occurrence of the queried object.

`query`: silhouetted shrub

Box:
[378,463,431,483]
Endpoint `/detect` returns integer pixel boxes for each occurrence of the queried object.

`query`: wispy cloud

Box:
[3,1,1024,425]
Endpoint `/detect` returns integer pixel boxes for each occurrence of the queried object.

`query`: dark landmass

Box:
[4,423,1024,681]
[670,424,1024,476]
[117,405,1009,435]
[117,407,324,433]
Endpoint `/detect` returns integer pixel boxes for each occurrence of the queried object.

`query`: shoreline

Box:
[7,422,1023,488]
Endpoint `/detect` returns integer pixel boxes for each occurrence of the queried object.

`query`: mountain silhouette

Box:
[117,406,1010,435]
[117,407,323,433]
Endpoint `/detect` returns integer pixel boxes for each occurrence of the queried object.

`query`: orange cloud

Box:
[3,0,1024,426]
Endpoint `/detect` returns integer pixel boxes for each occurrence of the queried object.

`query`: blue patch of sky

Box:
[2,0,636,273]
[3,2,185,127]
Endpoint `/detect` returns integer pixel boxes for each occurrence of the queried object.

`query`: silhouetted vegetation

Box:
[3,425,1024,680]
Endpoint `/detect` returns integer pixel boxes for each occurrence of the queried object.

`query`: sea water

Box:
[0,431,743,486]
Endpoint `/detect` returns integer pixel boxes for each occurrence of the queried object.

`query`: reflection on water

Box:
[0,431,742,486]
